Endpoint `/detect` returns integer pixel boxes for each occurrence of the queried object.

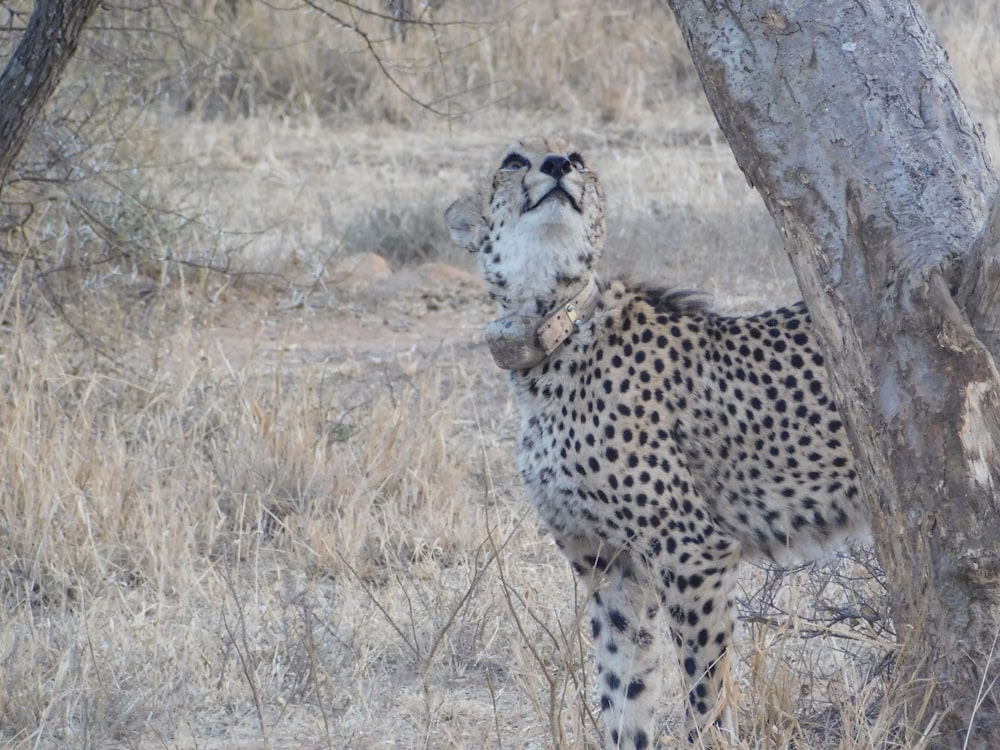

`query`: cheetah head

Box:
[446,137,606,315]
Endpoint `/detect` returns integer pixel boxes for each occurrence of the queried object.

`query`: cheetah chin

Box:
[447,137,872,749]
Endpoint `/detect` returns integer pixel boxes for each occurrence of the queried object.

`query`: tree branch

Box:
[299,0,452,117]
[0,0,103,192]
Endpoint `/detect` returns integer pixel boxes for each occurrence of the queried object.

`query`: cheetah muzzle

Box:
[446,137,872,749]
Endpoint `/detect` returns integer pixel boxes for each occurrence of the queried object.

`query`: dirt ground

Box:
[205,257,489,375]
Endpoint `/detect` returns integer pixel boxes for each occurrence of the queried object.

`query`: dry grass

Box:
[0,1,998,748]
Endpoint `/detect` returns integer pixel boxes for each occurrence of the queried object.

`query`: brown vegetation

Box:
[0,1,997,747]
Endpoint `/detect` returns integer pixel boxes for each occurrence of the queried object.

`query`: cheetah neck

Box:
[484,209,598,319]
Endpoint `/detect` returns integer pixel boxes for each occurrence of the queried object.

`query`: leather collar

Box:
[485,276,601,370]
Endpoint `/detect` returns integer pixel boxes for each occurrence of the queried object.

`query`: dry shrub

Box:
[341,193,455,266]
[733,550,895,749]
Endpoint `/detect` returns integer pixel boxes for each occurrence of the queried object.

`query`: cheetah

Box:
[446,137,871,748]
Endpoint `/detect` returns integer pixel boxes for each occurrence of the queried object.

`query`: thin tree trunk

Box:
[663,0,1000,746]
[0,0,102,192]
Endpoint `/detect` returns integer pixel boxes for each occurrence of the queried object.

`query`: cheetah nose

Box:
[540,155,572,178]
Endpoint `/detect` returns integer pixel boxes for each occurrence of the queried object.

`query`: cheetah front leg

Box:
[660,555,740,746]
[580,551,665,750]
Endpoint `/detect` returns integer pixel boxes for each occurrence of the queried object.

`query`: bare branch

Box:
[299,0,453,117]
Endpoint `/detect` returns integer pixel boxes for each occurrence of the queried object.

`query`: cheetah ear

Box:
[445,194,487,253]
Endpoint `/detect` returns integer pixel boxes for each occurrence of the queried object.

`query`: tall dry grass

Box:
[0,1,998,748]
[0,302,548,747]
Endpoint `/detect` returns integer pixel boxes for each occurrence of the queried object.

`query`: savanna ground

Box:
[0,2,997,748]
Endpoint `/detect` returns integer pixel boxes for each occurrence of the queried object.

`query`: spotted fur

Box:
[446,137,870,748]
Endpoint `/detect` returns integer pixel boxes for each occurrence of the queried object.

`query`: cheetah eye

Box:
[501,153,529,172]
[568,152,587,171]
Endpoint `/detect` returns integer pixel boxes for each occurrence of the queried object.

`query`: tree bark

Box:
[663,1,1000,746]
[0,0,103,192]
[960,191,1000,361]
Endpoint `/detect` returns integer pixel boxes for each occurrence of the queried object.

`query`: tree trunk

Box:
[663,0,1000,746]
[0,0,102,192]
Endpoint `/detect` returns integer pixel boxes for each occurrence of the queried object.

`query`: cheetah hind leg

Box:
[584,553,665,750]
